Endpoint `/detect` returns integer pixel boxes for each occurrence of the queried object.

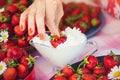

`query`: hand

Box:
[19,0,64,39]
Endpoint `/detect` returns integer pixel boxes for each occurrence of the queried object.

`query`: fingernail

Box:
[20,25,23,30]
[58,28,61,33]
[54,35,60,39]
[39,34,44,40]
[29,28,33,34]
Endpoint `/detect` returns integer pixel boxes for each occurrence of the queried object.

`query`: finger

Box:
[19,9,29,31]
[46,0,60,36]
[36,0,45,40]
[55,0,64,27]
[28,7,36,36]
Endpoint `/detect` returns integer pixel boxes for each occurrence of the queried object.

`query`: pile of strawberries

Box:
[60,2,101,33]
[52,51,119,80]
[0,0,34,48]
[0,0,37,80]
[0,41,36,80]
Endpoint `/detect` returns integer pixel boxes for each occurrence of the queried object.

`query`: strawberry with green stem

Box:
[20,55,38,68]
[103,51,119,71]
[62,65,74,77]
[76,55,98,74]
[93,63,106,75]
[3,59,18,80]
[52,71,67,80]
[50,34,67,48]
[68,73,81,80]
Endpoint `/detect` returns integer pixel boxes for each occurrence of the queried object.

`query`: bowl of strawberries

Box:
[0,42,37,80]
[0,0,36,52]
[60,1,104,38]
[51,50,120,80]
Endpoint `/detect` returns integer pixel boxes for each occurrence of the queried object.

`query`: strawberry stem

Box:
[76,60,85,73]
[26,55,39,68]
[7,59,19,68]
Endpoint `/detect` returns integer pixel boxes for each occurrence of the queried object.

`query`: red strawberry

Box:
[18,37,28,47]
[19,0,29,7]
[0,50,6,60]
[53,75,67,80]
[1,40,16,50]
[93,64,106,75]
[3,57,12,63]
[0,23,13,36]
[91,17,101,27]
[7,3,19,14]
[14,25,26,37]
[85,55,98,70]
[104,51,119,71]
[62,65,74,77]
[81,74,97,80]
[20,55,36,68]
[3,67,17,80]
[7,46,23,59]
[21,48,28,56]
[77,67,91,74]
[68,73,80,80]
[0,0,6,7]
[17,64,29,79]
[11,13,20,26]
[50,35,67,48]
[72,8,80,16]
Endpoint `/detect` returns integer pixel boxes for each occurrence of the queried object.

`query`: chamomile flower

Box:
[0,30,9,42]
[0,61,7,75]
[108,66,120,80]
[0,8,5,12]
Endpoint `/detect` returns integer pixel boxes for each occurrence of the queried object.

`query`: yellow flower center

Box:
[0,65,3,71]
[2,34,7,40]
[114,71,120,78]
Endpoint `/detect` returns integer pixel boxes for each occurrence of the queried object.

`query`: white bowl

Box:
[30,27,87,67]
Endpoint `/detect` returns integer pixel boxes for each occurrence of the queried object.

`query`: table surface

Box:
[31,10,120,80]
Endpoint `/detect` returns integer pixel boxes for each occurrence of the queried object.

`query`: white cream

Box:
[30,27,87,67]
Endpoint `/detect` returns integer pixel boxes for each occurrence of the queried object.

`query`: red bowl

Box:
[24,65,35,80]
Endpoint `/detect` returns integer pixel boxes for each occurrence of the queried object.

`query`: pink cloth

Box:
[33,11,120,80]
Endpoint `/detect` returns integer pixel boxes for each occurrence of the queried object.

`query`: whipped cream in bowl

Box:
[30,27,87,67]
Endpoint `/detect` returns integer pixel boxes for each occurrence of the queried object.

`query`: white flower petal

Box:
[0,61,7,75]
